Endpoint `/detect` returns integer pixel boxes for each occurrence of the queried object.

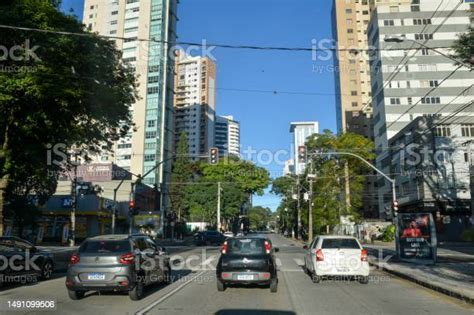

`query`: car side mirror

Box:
[274,247,280,253]
[303,245,308,250]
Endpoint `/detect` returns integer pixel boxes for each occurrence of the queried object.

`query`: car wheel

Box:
[312,274,321,284]
[41,261,54,280]
[358,276,369,284]
[270,278,278,293]
[129,280,145,301]
[67,289,85,300]
[217,279,226,292]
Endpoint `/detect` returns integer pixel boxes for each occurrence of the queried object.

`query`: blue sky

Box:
[60,0,338,211]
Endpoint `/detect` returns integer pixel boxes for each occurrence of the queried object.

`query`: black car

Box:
[216,237,279,292]
[194,231,225,246]
[0,237,54,287]
[65,234,171,301]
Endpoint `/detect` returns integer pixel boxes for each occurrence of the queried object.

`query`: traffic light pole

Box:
[217,182,222,232]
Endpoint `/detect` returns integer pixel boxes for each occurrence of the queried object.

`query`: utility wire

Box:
[0,24,453,53]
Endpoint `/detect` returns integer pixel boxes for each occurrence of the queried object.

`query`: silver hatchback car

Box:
[65,234,171,301]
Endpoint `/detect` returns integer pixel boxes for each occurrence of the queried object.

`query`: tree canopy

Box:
[0,0,138,233]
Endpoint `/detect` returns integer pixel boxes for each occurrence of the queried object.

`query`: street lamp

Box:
[384,35,473,70]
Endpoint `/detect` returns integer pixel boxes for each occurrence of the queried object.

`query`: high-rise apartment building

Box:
[215,115,241,157]
[83,0,178,214]
[368,0,473,215]
[332,0,412,218]
[174,52,217,160]
[333,0,413,133]
[290,122,319,175]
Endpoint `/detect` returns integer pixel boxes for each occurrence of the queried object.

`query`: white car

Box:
[223,231,234,238]
[303,235,369,284]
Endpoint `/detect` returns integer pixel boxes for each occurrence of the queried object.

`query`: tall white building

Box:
[368,0,474,214]
[83,0,178,214]
[174,52,217,160]
[215,115,241,157]
[290,122,319,175]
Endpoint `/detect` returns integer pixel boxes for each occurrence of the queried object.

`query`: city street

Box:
[0,234,472,315]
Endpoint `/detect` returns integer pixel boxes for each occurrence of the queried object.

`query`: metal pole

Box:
[217,182,221,232]
[308,178,313,242]
[296,178,301,240]
[129,182,135,235]
[112,189,117,235]
[69,155,77,247]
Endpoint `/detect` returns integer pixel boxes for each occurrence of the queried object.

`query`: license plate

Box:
[88,273,105,280]
[237,274,254,281]
[336,267,349,272]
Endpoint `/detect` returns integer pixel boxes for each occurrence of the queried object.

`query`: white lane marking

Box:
[135,270,208,315]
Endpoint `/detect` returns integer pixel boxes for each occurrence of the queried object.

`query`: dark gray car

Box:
[65,234,171,301]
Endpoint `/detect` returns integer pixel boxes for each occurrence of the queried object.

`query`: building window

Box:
[351,102,358,107]
[390,6,399,13]
[111,11,118,15]
[429,80,439,87]
[415,34,433,40]
[147,86,159,94]
[345,9,352,14]
[434,126,451,137]
[147,120,156,128]
[347,28,354,34]
[117,143,132,149]
[351,91,358,96]
[411,5,420,12]
[461,125,474,137]
[421,97,441,104]
[148,76,159,84]
[408,97,413,105]
[383,20,395,26]
[145,131,157,139]
[144,154,156,162]
[110,20,117,25]
[390,98,401,105]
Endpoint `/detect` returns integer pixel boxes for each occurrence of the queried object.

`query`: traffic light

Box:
[392,200,399,215]
[129,199,139,216]
[209,147,219,165]
[298,146,307,163]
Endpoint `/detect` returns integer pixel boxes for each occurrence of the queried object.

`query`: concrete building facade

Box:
[215,115,241,157]
[174,52,217,160]
[83,0,178,216]
[367,0,473,215]
[290,122,319,175]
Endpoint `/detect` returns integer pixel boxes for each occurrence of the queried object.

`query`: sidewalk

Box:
[366,242,474,304]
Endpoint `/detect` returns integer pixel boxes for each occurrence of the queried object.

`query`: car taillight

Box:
[221,241,228,254]
[315,249,324,262]
[70,254,80,265]
[264,241,271,254]
[361,249,368,262]
[120,252,135,265]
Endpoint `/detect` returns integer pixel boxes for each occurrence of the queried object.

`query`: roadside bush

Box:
[382,225,396,242]
[461,229,474,242]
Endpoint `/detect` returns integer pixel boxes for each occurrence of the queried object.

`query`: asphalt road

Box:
[0,234,472,315]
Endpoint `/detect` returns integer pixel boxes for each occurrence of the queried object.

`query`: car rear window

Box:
[79,240,131,253]
[227,238,265,255]
[321,239,360,249]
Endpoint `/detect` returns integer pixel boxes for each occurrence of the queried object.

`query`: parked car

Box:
[303,235,369,284]
[193,231,225,246]
[223,231,234,238]
[216,236,279,292]
[65,234,171,301]
[0,237,54,287]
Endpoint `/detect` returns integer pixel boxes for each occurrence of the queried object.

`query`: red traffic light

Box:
[129,199,135,209]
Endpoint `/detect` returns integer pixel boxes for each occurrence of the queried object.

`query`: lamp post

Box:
[384,35,473,70]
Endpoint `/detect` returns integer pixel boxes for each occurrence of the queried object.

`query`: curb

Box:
[369,259,474,305]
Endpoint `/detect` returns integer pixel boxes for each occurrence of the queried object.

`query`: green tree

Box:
[452,27,473,65]
[0,0,138,234]
[170,132,194,220]
[183,158,270,229]
[248,206,272,230]
[304,131,375,233]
